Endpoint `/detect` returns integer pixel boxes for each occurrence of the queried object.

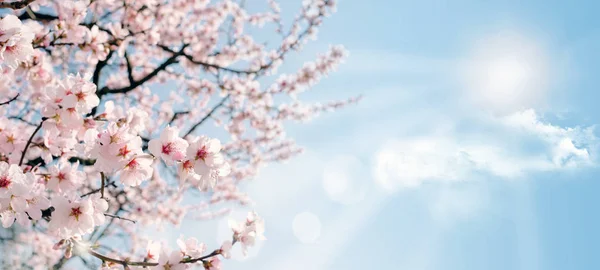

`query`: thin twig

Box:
[19,118,45,166]
[81,242,221,267]
[168,111,190,125]
[80,180,116,198]
[0,94,19,106]
[103,213,136,224]
[100,172,106,198]
[183,95,229,138]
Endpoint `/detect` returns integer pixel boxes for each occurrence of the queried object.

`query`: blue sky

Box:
[144,1,600,270]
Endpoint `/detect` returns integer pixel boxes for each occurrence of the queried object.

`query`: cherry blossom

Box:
[0,161,27,198]
[177,236,207,258]
[0,0,355,268]
[48,196,96,238]
[149,126,189,165]
[151,249,187,270]
[186,136,229,181]
[0,14,34,69]
[47,160,85,193]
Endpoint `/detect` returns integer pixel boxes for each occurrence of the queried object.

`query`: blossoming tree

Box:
[0,0,357,269]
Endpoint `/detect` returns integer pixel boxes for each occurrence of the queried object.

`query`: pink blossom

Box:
[177,236,206,258]
[47,160,85,193]
[203,257,222,270]
[48,196,95,238]
[0,15,34,69]
[185,136,229,190]
[146,240,162,262]
[151,249,187,270]
[0,162,27,198]
[149,126,189,165]
[118,156,153,186]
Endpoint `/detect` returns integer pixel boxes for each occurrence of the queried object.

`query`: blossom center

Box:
[75,91,86,101]
[125,158,138,169]
[162,142,174,155]
[109,134,120,144]
[57,172,66,182]
[183,160,193,171]
[118,145,131,157]
[0,176,11,189]
[70,207,83,220]
[195,147,207,161]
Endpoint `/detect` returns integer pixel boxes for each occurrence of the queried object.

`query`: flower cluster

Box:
[0,15,34,69]
[222,211,266,256]
[0,162,49,228]
[48,194,107,238]
[42,73,99,129]
[0,0,352,268]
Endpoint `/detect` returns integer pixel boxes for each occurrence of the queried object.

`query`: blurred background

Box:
[152,0,600,269]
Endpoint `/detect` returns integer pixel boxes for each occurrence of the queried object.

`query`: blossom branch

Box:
[97,45,189,97]
[81,241,221,267]
[102,213,136,224]
[80,180,116,198]
[100,172,106,198]
[158,45,260,75]
[0,0,35,10]
[18,118,45,166]
[0,94,19,106]
[124,52,135,85]
[184,95,230,138]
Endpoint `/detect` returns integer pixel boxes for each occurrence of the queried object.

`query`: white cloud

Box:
[373,109,597,191]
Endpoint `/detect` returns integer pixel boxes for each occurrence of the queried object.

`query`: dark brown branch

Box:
[0,94,19,106]
[80,180,116,198]
[158,45,258,75]
[92,50,115,88]
[18,10,56,21]
[100,172,106,198]
[88,50,115,116]
[124,52,135,85]
[183,95,230,138]
[97,45,189,97]
[103,213,136,224]
[169,111,190,125]
[82,243,221,267]
[0,0,35,9]
[8,116,35,126]
[19,118,45,166]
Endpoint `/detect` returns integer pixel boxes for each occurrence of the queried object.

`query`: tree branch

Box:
[183,95,229,138]
[168,111,190,125]
[7,115,35,126]
[0,0,35,10]
[80,180,116,198]
[19,118,45,166]
[0,94,19,106]
[100,172,106,198]
[81,242,221,267]
[158,45,259,75]
[103,213,136,224]
[124,52,135,85]
[97,45,189,97]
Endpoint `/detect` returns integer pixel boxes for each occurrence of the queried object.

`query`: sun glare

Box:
[462,30,548,113]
